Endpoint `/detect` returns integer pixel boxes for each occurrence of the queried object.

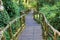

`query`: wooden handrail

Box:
[33,11,60,40]
[0,14,26,40]
[40,13,60,36]
[3,14,26,32]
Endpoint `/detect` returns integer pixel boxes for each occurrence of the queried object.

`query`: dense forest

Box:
[0,0,60,40]
[0,0,37,40]
[38,0,60,31]
[0,0,26,40]
[0,0,37,28]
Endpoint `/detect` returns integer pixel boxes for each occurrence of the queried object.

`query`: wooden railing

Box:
[33,11,60,40]
[0,12,26,40]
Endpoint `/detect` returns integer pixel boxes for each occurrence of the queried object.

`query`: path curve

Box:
[18,10,43,40]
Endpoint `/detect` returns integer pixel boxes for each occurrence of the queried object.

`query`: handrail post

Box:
[0,28,5,40]
[45,24,48,40]
[41,15,45,40]
[39,13,40,21]
[42,15,48,40]
[44,22,48,40]
[0,32,2,40]
[1,35,6,40]
[8,26,13,40]
[21,16,25,29]
[20,16,24,32]
[23,16,25,23]
[53,32,57,40]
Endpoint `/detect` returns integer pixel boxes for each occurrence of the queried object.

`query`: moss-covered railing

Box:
[0,12,26,40]
[33,11,60,40]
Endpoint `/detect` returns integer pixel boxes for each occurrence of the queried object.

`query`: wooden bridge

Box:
[0,10,60,40]
[18,10,43,40]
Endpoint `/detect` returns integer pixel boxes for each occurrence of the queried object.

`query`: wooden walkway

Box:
[18,10,43,40]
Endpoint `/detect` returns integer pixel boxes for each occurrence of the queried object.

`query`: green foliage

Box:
[39,2,60,31]
[4,31,10,40]
[0,10,10,27]
[29,1,37,7]
[0,0,26,40]
[3,0,20,18]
